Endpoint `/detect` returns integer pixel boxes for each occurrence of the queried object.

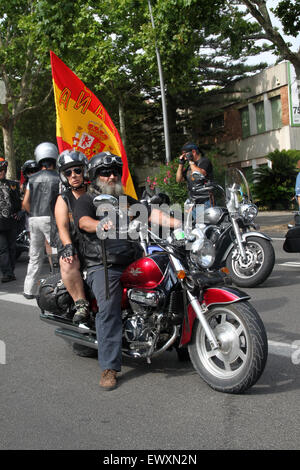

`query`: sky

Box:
[246,0,300,66]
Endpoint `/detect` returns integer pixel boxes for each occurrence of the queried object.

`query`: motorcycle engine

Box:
[206,225,222,245]
[122,289,165,356]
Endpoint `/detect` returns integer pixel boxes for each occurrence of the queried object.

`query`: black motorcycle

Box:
[185,168,275,288]
[16,211,30,260]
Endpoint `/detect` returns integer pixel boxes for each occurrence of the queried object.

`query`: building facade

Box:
[202,61,300,171]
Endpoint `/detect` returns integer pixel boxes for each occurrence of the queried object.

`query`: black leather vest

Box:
[0,179,21,229]
[78,194,143,269]
[29,170,60,217]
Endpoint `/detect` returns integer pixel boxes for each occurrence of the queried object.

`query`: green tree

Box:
[237,0,300,79]
[253,149,300,209]
[0,0,82,178]
[0,0,276,180]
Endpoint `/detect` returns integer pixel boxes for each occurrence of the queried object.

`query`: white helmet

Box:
[34,142,58,167]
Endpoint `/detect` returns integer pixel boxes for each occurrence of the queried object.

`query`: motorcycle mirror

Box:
[192,171,205,181]
[93,194,119,208]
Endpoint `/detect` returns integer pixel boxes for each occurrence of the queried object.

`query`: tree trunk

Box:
[118,99,127,153]
[2,121,16,179]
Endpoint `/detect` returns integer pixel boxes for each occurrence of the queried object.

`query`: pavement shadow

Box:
[247,353,300,396]
[249,270,300,288]
[264,321,300,344]
[251,297,288,313]
[119,350,195,385]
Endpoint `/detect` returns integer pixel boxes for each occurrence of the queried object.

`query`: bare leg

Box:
[59,255,86,302]
[45,240,53,272]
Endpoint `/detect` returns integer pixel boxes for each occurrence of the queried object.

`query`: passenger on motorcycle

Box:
[73,152,181,391]
[54,150,90,324]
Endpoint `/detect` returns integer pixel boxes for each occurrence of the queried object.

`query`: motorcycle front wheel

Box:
[188,301,268,394]
[226,236,275,287]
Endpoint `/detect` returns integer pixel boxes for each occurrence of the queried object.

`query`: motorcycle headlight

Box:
[239,203,258,223]
[190,238,215,268]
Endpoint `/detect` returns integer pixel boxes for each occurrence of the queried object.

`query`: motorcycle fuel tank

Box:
[121,252,169,289]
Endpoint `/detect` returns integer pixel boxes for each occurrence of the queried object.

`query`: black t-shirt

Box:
[74,193,139,231]
[183,156,213,181]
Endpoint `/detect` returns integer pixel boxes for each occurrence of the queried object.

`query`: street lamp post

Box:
[148,0,171,163]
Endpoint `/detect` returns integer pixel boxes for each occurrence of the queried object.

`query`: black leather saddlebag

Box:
[283,226,300,253]
[37,273,73,315]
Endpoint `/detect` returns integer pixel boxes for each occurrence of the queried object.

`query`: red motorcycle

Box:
[38,195,268,394]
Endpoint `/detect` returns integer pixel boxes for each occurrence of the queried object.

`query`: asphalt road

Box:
[0,218,300,451]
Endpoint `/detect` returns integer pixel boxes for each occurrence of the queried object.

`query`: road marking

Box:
[278,261,300,267]
[268,340,299,358]
[1,291,299,360]
[0,292,38,307]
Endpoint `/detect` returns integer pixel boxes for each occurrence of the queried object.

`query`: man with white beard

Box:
[74,152,181,390]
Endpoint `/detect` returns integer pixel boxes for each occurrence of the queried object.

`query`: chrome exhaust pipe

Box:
[40,312,96,334]
[55,327,98,350]
[40,312,98,349]
[152,325,179,357]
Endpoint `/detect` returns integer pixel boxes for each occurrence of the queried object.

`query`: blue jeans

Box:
[86,265,124,372]
[192,200,211,222]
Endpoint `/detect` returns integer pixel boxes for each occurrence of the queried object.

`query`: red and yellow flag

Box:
[50,51,137,198]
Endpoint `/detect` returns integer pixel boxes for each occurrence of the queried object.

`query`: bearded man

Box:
[74,152,181,391]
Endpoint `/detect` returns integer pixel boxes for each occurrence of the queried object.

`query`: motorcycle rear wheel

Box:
[226,236,275,287]
[188,301,268,394]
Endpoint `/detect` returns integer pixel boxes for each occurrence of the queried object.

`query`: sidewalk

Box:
[256,210,294,237]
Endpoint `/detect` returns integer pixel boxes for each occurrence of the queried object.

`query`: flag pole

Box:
[148,0,171,163]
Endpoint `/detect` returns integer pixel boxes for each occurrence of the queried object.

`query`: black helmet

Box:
[88,152,123,182]
[0,157,8,171]
[181,142,204,156]
[34,142,58,167]
[21,159,39,176]
[57,150,89,186]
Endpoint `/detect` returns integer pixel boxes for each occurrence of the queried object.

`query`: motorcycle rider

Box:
[176,142,213,209]
[54,149,90,324]
[0,157,22,282]
[74,152,181,391]
[20,159,39,197]
[22,143,60,299]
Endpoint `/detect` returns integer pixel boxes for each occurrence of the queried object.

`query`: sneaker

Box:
[99,369,118,391]
[2,274,16,283]
[23,293,36,299]
[73,299,90,324]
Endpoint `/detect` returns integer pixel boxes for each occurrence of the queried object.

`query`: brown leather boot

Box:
[99,369,118,391]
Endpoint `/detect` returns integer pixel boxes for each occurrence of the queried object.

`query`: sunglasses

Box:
[64,167,83,177]
[98,169,120,177]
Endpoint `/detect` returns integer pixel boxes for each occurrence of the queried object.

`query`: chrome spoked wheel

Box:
[232,240,264,279]
[227,236,275,287]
